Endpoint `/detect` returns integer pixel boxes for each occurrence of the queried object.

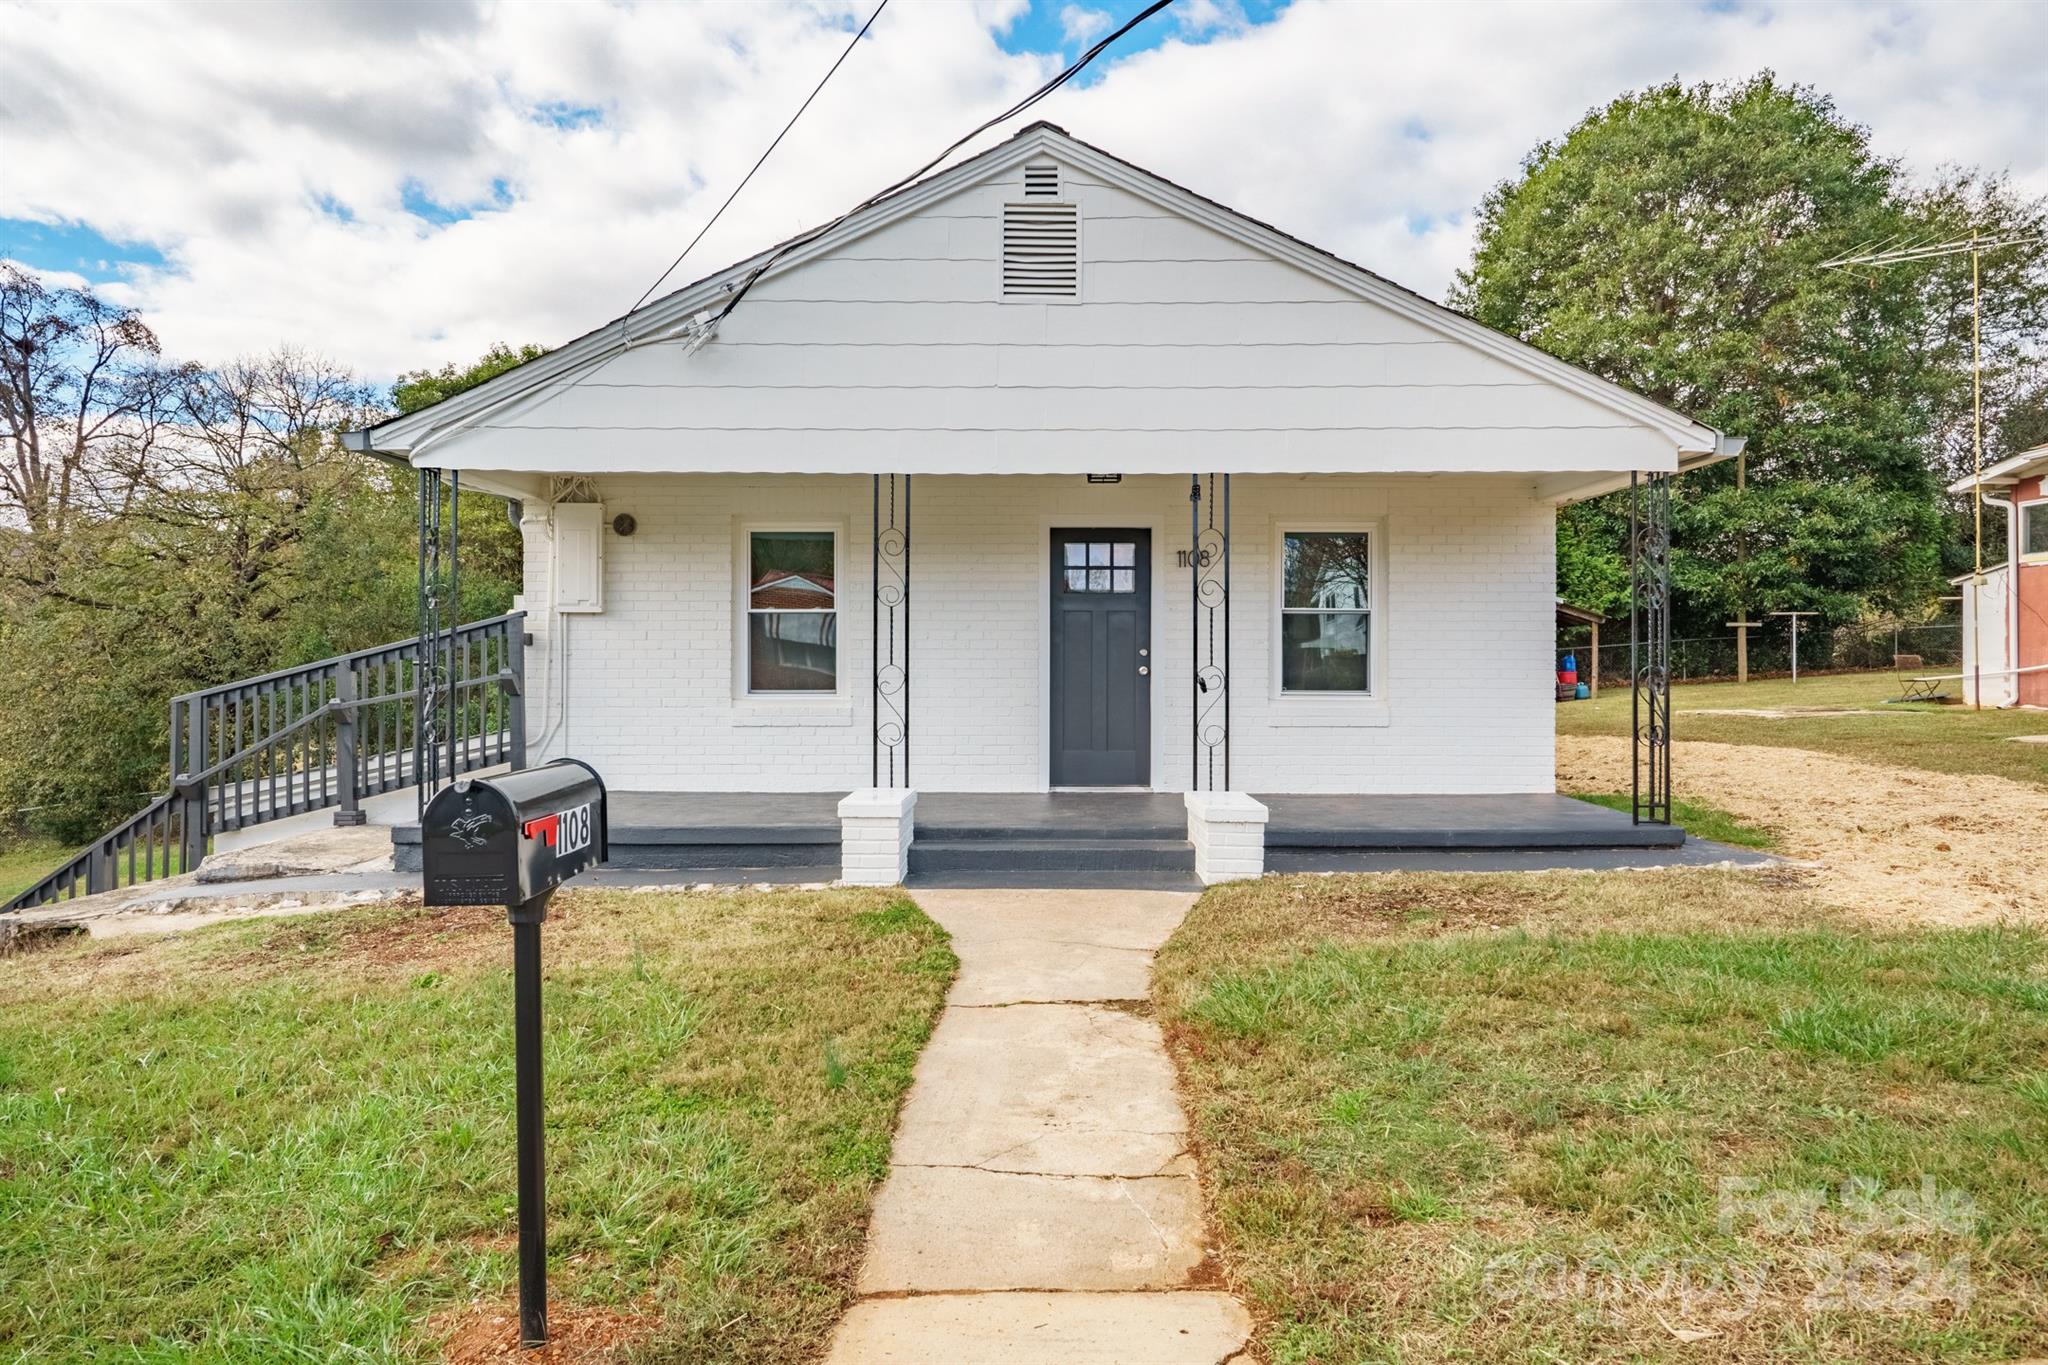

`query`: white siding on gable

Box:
[425,152,1674,478]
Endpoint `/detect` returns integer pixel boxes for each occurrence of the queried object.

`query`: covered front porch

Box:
[395,787,1696,888]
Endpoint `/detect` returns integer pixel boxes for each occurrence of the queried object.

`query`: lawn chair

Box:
[1892,654,1949,702]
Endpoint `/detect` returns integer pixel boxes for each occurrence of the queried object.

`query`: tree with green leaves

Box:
[0,315,541,841]
[1452,74,2048,635]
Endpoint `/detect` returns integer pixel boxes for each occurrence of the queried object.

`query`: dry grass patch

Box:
[1562,735,2048,927]
[1556,669,2048,788]
[1158,871,2048,1363]
[0,887,955,1363]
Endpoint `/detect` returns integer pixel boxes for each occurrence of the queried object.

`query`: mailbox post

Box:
[421,759,608,1350]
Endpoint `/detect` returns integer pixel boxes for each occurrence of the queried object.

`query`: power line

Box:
[1820,227,2048,711]
[622,0,890,324]
[695,0,1178,335]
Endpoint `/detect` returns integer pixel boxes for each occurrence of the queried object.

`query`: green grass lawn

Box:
[1158,872,2048,1363]
[1571,793,1778,849]
[0,837,82,903]
[1558,670,2048,787]
[0,888,955,1362]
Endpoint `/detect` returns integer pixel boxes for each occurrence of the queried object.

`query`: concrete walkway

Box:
[824,888,1251,1365]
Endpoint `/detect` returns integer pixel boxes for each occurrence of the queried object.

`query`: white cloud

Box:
[3,0,2044,382]
[1059,4,1113,45]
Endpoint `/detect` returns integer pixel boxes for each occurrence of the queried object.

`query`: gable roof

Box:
[353,122,1733,483]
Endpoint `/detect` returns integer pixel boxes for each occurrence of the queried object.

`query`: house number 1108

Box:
[1175,548,1217,569]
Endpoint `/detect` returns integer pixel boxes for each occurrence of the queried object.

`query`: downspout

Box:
[1976,489,2017,706]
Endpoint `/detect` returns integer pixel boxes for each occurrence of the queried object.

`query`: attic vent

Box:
[1002,201,1079,298]
[1022,162,1060,197]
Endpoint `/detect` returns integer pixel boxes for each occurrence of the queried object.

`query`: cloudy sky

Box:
[5,0,2045,383]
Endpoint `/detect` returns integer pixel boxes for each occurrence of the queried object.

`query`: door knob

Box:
[1138,666,1150,676]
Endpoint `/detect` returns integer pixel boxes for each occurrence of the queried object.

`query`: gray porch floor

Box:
[587,789,1686,849]
[392,789,1720,885]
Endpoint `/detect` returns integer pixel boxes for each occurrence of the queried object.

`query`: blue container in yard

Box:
[1575,682,1591,700]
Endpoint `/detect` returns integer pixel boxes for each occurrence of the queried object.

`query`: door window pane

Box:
[1089,542,1110,566]
[1112,569,1135,593]
[1113,542,1136,567]
[1088,569,1111,592]
[1065,542,1088,566]
[1065,569,1089,591]
[1282,611,1370,692]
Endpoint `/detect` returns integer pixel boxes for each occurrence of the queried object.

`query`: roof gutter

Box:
[1679,432,1744,473]
[340,427,414,470]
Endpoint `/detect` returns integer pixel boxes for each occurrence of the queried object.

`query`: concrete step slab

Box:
[857,1166,1208,1294]
[890,1004,1188,1177]
[823,1291,1251,1365]
[911,889,1196,1006]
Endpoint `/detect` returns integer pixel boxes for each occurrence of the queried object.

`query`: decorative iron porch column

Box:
[1629,470,1673,824]
[872,474,911,787]
[415,467,461,816]
[1189,474,1230,790]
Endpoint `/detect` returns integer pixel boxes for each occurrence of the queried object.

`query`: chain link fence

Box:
[1559,621,1962,685]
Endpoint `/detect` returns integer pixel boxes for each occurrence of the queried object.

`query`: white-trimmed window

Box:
[745,529,838,693]
[1279,529,1373,694]
[2022,500,2048,561]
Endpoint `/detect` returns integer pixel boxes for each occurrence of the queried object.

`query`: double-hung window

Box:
[2023,500,2048,561]
[746,530,837,693]
[1280,530,1373,694]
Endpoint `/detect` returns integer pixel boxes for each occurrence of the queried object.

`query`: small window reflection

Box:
[1065,569,1088,591]
[1089,542,1110,566]
[1088,569,1110,592]
[1064,542,1087,567]
[1113,542,1135,567]
[1112,569,1134,593]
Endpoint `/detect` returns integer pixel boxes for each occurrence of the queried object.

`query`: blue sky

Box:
[1,0,1287,300]
[5,0,2042,379]
[991,0,1288,66]
[0,218,166,286]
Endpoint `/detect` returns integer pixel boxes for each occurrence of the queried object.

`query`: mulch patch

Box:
[436,1298,657,1364]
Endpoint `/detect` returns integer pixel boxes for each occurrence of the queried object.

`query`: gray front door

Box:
[1051,529,1151,786]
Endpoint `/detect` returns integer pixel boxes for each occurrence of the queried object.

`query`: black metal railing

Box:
[5,613,525,913]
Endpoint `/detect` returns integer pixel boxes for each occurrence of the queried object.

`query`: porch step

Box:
[908,837,1195,875]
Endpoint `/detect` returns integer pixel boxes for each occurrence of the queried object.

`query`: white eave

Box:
[1946,443,2048,494]
[349,123,1730,480]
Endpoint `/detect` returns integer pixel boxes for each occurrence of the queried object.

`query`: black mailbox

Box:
[421,759,608,914]
[419,758,607,1350]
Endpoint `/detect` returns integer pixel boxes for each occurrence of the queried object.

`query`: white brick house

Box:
[353,124,1734,884]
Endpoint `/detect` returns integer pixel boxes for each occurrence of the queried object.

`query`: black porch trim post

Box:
[872,474,911,787]
[446,470,461,788]
[1629,470,1673,825]
[415,467,453,817]
[1189,475,1231,791]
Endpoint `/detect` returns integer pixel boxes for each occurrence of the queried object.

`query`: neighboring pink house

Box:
[1954,441,2048,708]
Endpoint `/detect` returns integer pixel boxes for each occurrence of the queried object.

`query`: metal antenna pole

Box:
[1972,242,1984,711]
